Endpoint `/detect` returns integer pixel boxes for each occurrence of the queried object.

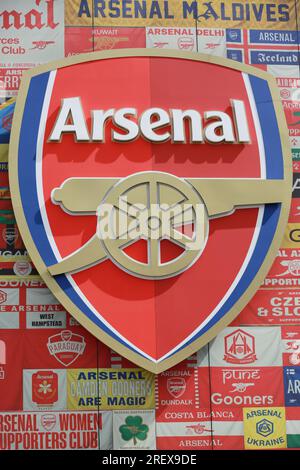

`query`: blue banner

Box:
[284,367,300,407]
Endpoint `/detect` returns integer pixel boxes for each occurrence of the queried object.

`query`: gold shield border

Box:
[9,49,291,373]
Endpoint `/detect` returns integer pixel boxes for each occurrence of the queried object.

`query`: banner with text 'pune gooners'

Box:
[243,407,287,449]
[65,0,297,28]
[67,369,155,410]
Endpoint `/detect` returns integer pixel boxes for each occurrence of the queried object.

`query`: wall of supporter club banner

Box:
[0,0,300,450]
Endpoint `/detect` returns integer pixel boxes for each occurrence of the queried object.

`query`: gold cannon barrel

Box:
[186,178,287,217]
[52,175,287,216]
[52,177,119,213]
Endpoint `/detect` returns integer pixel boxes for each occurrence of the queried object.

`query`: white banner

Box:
[23,369,67,411]
[156,419,243,437]
[0,287,19,305]
[0,312,19,328]
[0,411,112,450]
[113,410,156,450]
[0,0,65,97]
[26,287,67,328]
[26,311,67,329]
[196,27,227,57]
[26,287,61,306]
[209,327,282,367]
[0,287,20,328]
[146,27,196,51]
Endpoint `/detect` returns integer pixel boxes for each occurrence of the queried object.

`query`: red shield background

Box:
[41,56,262,362]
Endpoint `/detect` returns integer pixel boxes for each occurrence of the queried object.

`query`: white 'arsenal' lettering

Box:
[49,97,250,144]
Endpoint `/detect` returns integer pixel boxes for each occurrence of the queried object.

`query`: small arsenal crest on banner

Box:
[224,329,257,364]
[47,330,86,366]
[0,290,7,304]
[167,378,187,398]
[41,413,57,431]
[32,370,58,406]
[9,50,291,372]
[2,227,18,245]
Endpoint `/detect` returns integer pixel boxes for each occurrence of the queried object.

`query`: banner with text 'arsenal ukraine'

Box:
[243,407,287,449]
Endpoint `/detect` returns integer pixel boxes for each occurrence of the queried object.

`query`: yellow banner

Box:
[243,407,287,449]
[0,188,10,199]
[0,275,41,280]
[65,0,296,28]
[281,223,300,249]
[0,98,15,110]
[0,144,8,163]
[0,256,30,263]
[67,368,155,410]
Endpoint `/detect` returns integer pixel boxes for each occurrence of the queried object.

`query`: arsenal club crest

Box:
[224,329,257,364]
[41,414,57,431]
[46,330,86,366]
[32,371,58,406]
[0,290,7,304]
[167,378,187,398]
[2,227,18,245]
[9,50,291,373]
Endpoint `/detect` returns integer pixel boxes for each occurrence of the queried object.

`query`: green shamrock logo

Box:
[119,416,149,446]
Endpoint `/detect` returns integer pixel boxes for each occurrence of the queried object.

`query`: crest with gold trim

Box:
[9,51,291,372]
